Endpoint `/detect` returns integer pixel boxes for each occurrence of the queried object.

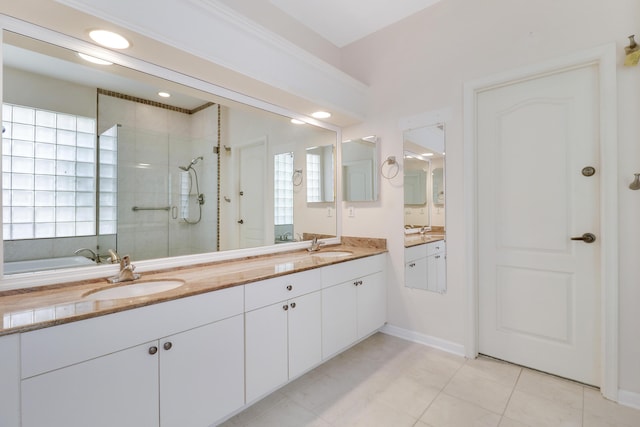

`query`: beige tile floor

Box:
[221,333,640,427]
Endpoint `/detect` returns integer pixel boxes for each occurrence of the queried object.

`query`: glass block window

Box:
[274,152,293,225]
[2,103,99,240]
[306,152,322,203]
[98,125,118,235]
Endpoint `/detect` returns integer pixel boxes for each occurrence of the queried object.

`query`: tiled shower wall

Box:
[98,94,218,262]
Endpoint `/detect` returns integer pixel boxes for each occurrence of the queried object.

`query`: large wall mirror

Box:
[1,29,338,277]
[403,124,445,234]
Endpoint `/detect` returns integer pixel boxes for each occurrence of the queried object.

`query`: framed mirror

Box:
[342,136,378,202]
[403,123,445,235]
[1,29,338,277]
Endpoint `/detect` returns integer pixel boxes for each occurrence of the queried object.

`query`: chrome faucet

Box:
[108,255,140,283]
[107,249,121,264]
[307,236,324,252]
[74,248,98,262]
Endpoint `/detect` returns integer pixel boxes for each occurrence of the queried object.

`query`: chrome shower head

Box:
[179,156,204,171]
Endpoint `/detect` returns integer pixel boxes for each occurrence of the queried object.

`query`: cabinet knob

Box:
[286,285,293,291]
[163,342,173,351]
[409,263,416,267]
[283,304,289,311]
[290,302,296,309]
[435,255,440,259]
[148,346,158,355]
[353,280,363,286]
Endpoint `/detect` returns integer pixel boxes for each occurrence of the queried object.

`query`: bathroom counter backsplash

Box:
[0,237,386,336]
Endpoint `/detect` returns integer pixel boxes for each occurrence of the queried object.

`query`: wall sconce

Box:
[624,35,640,66]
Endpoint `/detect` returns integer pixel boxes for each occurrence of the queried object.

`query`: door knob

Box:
[571,233,596,243]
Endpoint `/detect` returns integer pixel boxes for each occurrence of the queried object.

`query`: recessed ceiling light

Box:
[290,118,305,125]
[158,92,171,98]
[311,111,331,119]
[89,30,130,49]
[77,52,113,65]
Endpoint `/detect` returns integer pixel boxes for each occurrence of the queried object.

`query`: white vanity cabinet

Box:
[321,254,386,359]
[245,270,322,403]
[20,286,245,427]
[405,241,446,293]
[426,241,446,293]
[405,244,428,290]
[0,334,20,427]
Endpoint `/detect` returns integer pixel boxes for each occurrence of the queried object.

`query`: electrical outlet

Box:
[348,207,355,217]
[327,207,332,217]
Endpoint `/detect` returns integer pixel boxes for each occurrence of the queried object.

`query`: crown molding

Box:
[55,0,369,118]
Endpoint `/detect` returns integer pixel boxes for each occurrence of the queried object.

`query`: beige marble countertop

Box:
[0,238,386,336]
[404,234,445,248]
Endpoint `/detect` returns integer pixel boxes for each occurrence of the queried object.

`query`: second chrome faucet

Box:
[108,255,140,283]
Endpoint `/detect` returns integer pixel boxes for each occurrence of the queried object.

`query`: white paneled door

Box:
[477,64,601,386]
[238,138,267,248]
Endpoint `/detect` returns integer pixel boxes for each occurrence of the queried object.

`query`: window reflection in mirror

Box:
[305,145,334,203]
[403,124,445,235]
[1,30,338,275]
[342,136,378,202]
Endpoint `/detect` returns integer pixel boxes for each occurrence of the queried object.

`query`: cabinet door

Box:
[357,271,386,339]
[435,253,447,293]
[322,281,357,358]
[0,335,19,427]
[245,302,289,403]
[160,314,244,427]
[426,254,438,292]
[22,342,159,427]
[405,256,428,289]
[288,291,322,378]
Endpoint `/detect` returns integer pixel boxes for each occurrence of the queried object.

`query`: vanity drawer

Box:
[21,286,244,379]
[321,254,384,288]
[405,244,427,262]
[426,241,446,256]
[245,269,321,311]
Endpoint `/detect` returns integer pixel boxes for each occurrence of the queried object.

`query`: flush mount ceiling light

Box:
[77,52,112,65]
[89,30,130,49]
[290,118,305,124]
[158,92,171,98]
[311,111,331,119]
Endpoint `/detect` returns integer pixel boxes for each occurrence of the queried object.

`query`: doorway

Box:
[464,45,619,398]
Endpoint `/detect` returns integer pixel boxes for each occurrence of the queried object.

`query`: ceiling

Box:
[265,0,441,48]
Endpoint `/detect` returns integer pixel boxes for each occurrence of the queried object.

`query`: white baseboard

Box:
[618,389,640,410]
[380,324,465,357]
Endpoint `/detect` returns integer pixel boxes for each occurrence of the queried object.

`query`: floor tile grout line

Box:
[413,353,468,425]
[500,365,523,420]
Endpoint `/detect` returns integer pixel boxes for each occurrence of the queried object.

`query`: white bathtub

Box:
[4,256,96,275]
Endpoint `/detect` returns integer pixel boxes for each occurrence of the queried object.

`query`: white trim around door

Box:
[463,44,619,401]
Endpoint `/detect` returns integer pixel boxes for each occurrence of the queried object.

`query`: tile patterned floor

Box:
[220,333,640,427]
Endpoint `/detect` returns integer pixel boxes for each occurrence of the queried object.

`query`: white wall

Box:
[340,0,640,396]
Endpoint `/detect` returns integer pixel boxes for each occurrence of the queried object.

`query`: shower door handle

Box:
[570,233,596,243]
[237,219,244,224]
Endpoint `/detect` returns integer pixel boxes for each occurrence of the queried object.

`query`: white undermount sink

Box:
[311,251,353,258]
[84,279,185,300]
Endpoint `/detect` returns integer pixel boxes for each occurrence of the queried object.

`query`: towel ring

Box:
[292,169,303,186]
[380,156,400,180]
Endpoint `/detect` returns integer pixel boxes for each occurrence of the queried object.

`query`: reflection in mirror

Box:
[305,145,334,203]
[403,123,446,294]
[403,124,445,234]
[2,30,337,275]
[342,136,378,202]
